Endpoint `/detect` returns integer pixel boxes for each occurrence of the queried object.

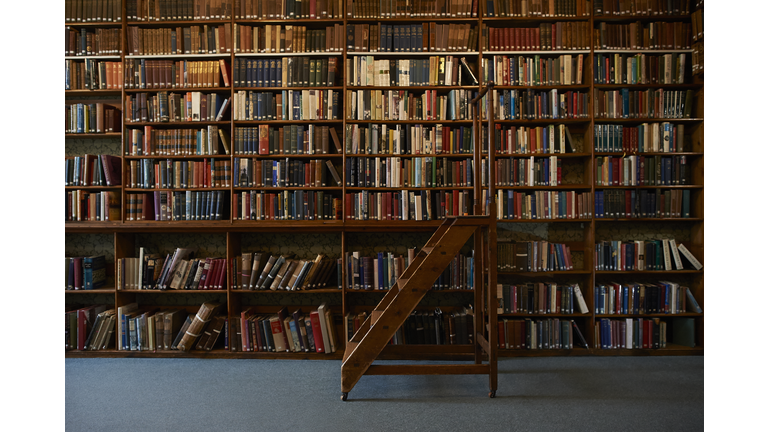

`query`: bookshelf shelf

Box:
[125,121,231,127]
[593,49,694,54]
[65,186,122,190]
[347,153,477,158]
[65,21,123,28]
[128,19,232,26]
[236,86,344,91]
[346,86,479,91]
[65,133,121,138]
[495,184,592,190]
[348,51,480,56]
[65,0,704,359]
[119,290,227,294]
[124,187,231,192]
[234,52,343,56]
[125,53,231,58]
[124,88,232,93]
[595,313,704,318]
[124,155,232,159]
[65,90,123,96]
[594,118,703,123]
[593,15,692,23]
[596,185,702,189]
[593,84,702,89]
[64,55,122,60]
[66,289,116,294]
[234,19,344,24]
[483,50,590,55]
[497,219,593,223]
[595,270,703,275]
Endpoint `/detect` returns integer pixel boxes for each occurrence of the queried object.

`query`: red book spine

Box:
[625,190,632,218]
[309,311,325,353]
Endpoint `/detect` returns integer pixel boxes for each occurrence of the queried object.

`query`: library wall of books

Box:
[65,0,704,357]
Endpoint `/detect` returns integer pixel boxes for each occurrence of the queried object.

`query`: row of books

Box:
[501,240,575,272]
[348,0,478,18]
[347,249,474,290]
[128,159,231,189]
[66,256,107,290]
[65,60,123,92]
[346,156,474,188]
[66,306,116,351]
[594,188,691,219]
[594,21,691,50]
[593,88,693,119]
[347,307,476,346]
[497,190,593,220]
[66,27,122,57]
[496,283,590,315]
[492,155,563,187]
[691,41,703,76]
[125,191,226,221]
[345,189,474,221]
[593,0,691,16]
[65,0,122,22]
[346,124,475,155]
[233,253,337,290]
[234,24,345,54]
[593,123,687,153]
[233,125,341,156]
[233,305,339,353]
[484,22,591,52]
[346,89,475,121]
[126,92,230,123]
[126,25,232,56]
[346,23,478,54]
[486,124,576,155]
[233,190,342,220]
[487,89,591,120]
[594,239,702,271]
[498,318,588,350]
[115,303,224,352]
[233,158,340,188]
[65,103,121,134]
[593,53,688,85]
[692,8,703,41]
[127,126,229,156]
[66,191,121,222]
[65,154,122,187]
[595,155,689,186]
[483,54,584,87]
[232,90,340,121]
[233,0,344,19]
[346,56,476,87]
[234,57,339,88]
[118,248,220,289]
[595,317,675,349]
[594,282,702,315]
[127,0,232,21]
[490,0,590,17]
[123,59,230,89]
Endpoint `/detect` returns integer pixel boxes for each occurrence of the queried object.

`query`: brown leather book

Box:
[177,302,222,351]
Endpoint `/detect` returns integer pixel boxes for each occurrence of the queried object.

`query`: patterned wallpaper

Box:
[240,232,341,260]
[65,137,122,157]
[595,222,692,242]
[133,233,227,259]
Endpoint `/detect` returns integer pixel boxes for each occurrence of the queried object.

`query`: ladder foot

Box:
[341,392,348,401]
[488,390,496,398]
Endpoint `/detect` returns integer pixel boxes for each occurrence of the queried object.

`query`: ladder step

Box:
[365,364,490,376]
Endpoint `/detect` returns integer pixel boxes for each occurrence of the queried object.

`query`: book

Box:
[176,302,222,351]
[677,243,702,270]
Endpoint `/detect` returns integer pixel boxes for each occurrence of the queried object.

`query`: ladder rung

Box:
[365,364,490,376]
[343,341,357,362]
[370,310,383,325]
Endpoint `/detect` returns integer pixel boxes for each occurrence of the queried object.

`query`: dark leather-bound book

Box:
[203,316,226,350]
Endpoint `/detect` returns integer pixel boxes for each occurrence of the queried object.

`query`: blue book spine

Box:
[622,88,630,118]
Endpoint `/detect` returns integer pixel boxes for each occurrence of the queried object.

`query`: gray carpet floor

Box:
[66,356,703,431]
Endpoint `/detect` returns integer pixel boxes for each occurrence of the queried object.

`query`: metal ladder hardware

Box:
[340,218,483,395]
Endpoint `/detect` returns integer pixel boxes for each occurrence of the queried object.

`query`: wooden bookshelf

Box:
[65,0,704,358]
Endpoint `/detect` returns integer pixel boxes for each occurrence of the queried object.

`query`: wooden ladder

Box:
[340,215,495,400]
